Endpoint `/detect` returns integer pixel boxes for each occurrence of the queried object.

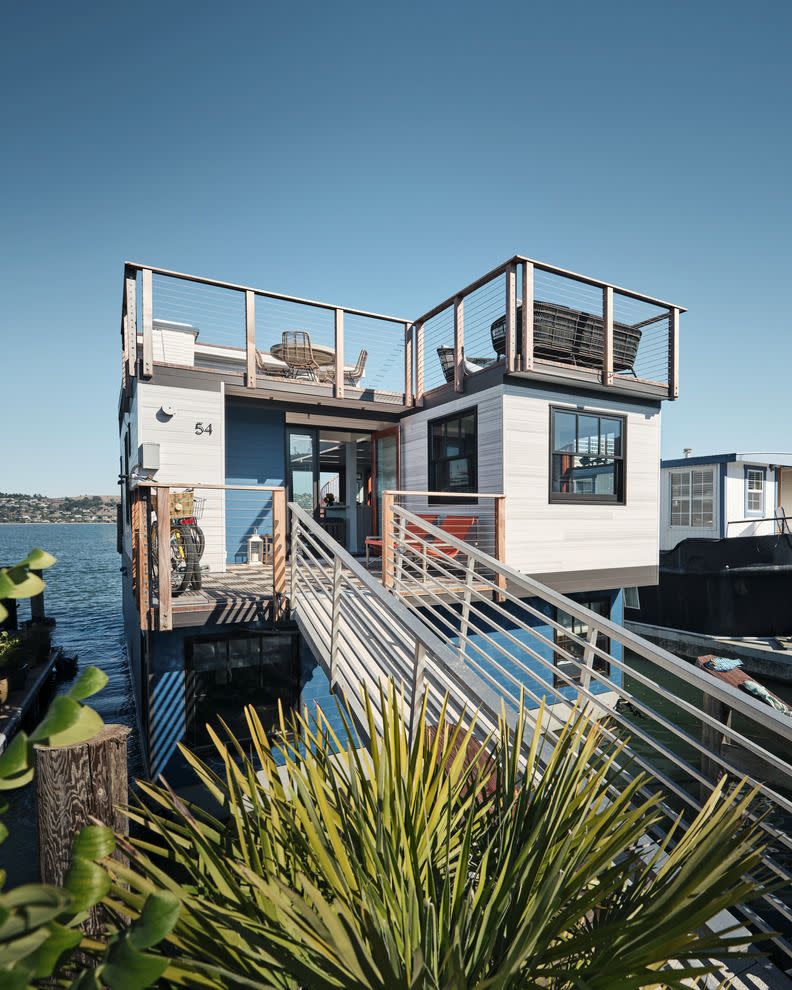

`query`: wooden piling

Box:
[35,724,130,931]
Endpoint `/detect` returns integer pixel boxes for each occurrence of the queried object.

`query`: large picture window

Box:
[669,468,714,527]
[428,408,477,502]
[550,408,625,504]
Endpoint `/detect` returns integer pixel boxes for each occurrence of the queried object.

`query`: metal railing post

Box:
[393,507,407,592]
[404,322,413,405]
[382,491,395,588]
[458,553,476,652]
[156,487,171,631]
[415,320,425,406]
[453,296,464,393]
[245,290,256,389]
[602,285,613,387]
[494,496,506,600]
[141,268,153,378]
[668,306,679,399]
[578,625,599,701]
[521,261,534,372]
[334,308,345,400]
[505,263,517,373]
[290,517,302,605]
[409,641,427,741]
[329,557,343,690]
[125,265,137,380]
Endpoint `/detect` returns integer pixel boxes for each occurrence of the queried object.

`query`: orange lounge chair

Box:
[365,514,438,564]
[422,515,477,559]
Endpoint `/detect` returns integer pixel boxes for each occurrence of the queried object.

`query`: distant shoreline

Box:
[0,521,115,525]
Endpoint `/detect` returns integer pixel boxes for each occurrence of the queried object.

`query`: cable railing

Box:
[120,263,412,405]
[412,255,683,403]
[378,502,792,966]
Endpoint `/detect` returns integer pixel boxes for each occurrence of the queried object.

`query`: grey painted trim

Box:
[719,462,727,538]
[522,564,658,596]
[661,453,737,468]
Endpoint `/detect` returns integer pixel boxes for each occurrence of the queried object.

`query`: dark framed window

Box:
[550,407,625,504]
[428,408,478,504]
[554,596,611,687]
[185,632,299,750]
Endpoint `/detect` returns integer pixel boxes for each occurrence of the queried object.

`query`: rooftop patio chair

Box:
[281,330,322,380]
[437,346,492,385]
[256,349,289,378]
[344,349,367,387]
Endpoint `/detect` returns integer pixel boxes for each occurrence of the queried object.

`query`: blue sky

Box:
[1,1,790,495]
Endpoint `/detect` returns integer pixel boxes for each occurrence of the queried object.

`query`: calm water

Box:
[0,524,141,884]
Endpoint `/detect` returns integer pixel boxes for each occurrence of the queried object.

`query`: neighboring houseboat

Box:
[634,452,792,637]
[117,256,683,776]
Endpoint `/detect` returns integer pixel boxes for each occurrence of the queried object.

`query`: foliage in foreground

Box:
[92,686,769,989]
[0,549,178,989]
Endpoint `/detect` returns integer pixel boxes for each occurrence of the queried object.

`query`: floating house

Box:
[633,452,792,637]
[117,256,683,777]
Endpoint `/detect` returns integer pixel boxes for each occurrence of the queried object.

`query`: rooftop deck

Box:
[120,257,684,412]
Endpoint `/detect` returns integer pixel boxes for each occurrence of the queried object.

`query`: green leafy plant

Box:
[0,549,179,987]
[95,684,769,989]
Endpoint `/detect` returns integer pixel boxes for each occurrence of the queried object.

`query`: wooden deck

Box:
[170,564,279,627]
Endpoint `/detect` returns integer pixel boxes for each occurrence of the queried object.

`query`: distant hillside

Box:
[0,492,119,524]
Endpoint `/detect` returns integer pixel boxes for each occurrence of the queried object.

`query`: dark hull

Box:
[637,534,792,637]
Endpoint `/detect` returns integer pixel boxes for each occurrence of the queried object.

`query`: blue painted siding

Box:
[224,399,285,563]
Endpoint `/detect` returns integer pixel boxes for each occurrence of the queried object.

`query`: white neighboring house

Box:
[659,452,792,551]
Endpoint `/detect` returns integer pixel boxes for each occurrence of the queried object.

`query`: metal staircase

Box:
[288,499,792,979]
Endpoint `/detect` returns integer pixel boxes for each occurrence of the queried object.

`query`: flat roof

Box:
[662,452,792,468]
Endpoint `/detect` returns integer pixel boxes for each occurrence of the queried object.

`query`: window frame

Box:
[548,406,626,506]
[668,466,716,528]
[427,407,478,506]
[745,467,765,517]
[553,594,612,688]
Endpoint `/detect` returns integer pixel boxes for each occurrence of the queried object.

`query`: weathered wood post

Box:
[35,725,130,932]
[30,570,46,624]
[700,692,729,799]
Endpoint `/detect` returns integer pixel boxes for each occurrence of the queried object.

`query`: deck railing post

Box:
[505,263,517,373]
[141,268,153,378]
[156,487,172,631]
[290,516,301,605]
[521,261,534,372]
[125,265,137,380]
[453,296,464,393]
[602,285,613,387]
[494,496,506,600]
[245,290,256,390]
[404,323,413,405]
[393,508,407,592]
[409,640,427,741]
[382,491,395,588]
[668,306,679,399]
[415,320,425,406]
[272,488,287,617]
[334,308,345,400]
[132,490,149,631]
[329,557,343,689]
[458,552,476,651]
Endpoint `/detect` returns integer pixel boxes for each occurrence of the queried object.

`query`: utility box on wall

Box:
[138,442,160,473]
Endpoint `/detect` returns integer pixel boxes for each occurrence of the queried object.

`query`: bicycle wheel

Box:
[183,522,204,591]
[170,525,194,595]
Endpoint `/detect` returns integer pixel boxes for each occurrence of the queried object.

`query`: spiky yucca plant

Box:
[97,685,769,989]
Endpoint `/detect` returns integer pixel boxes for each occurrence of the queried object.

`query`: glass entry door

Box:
[287,429,319,519]
[372,427,399,535]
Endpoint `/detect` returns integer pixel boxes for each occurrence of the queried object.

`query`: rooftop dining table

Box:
[269,342,357,373]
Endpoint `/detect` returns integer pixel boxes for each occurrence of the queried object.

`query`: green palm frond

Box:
[95,681,770,989]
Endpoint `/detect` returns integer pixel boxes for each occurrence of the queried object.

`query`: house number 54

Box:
[194,422,213,436]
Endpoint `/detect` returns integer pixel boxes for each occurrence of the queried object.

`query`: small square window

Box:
[550,408,625,504]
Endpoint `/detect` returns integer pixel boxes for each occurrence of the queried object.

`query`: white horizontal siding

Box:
[134,382,226,571]
[659,463,720,550]
[502,385,660,580]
